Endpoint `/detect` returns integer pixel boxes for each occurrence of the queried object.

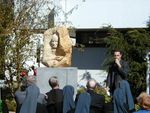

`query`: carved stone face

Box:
[50,34,59,49]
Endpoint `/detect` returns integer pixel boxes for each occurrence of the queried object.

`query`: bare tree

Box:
[0,0,54,95]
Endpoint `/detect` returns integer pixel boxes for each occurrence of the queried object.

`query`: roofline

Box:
[75,27,148,31]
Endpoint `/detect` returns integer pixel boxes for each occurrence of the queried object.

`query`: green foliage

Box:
[5,99,16,112]
[135,104,141,111]
[104,26,150,97]
[103,28,129,68]
[77,87,86,94]
[0,99,16,112]
[94,86,112,103]
[0,100,2,113]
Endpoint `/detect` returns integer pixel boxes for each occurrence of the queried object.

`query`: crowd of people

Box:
[2,49,150,113]
[13,76,150,113]
[14,75,106,113]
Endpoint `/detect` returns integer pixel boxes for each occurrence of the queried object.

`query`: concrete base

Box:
[36,67,78,94]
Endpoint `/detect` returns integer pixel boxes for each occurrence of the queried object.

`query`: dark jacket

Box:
[36,103,48,113]
[106,60,129,94]
[46,89,63,113]
[87,90,105,113]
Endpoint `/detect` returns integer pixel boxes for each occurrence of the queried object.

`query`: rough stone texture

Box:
[36,67,78,94]
[42,26,72,67]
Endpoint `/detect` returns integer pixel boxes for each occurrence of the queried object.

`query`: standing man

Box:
[45,76,63,113]
[86,79,105,113]
[106,50,129,95]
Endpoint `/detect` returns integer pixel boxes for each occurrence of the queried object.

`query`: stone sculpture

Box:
[42,26,72,67]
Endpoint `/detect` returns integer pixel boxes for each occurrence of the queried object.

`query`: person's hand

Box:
[105,87,110,92]
[105,87,111,96]
[115,59,121,68]
[44,94,48,99]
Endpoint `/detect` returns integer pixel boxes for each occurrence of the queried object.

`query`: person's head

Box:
[20,84,27,91]
[48,76,59,89]
[86,79,97,90]
[50,32,59,49]
[137,92,150,110]
[114,50,123,61]
[63,85,75,113]
[63,85,74,96]
[26,75,36,86]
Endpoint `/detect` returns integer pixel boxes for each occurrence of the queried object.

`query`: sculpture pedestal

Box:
[36,67,78,94]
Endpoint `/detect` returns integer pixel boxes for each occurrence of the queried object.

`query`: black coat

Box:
[36,103,48,113]
[106,60,129,94]
[87,90,105,113]
[46,89,63,113]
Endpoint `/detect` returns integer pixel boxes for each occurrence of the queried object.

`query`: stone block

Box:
[36,67,78,94]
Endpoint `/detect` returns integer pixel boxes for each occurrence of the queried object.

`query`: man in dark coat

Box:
[45,76,63,113]
[86,79,105,113]
[106,50,129,95]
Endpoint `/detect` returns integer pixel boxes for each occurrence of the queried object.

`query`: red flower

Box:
[20,70,27,77]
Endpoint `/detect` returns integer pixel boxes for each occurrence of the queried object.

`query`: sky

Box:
[54,0,150,28]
